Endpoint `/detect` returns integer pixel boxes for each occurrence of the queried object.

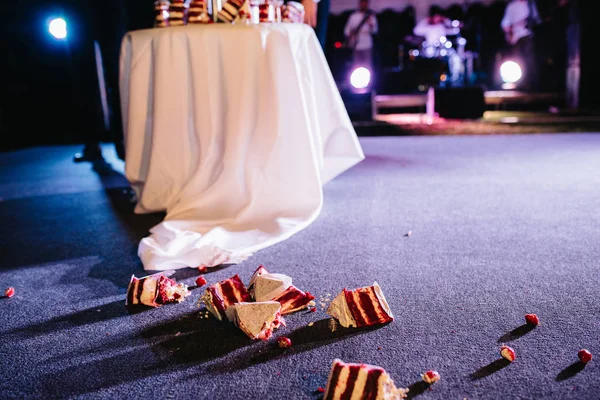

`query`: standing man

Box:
[501,0,541,90]
[343,0,378,69]
[73,0,128,163]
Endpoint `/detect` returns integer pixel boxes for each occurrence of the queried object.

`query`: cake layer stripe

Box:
[370,287,393,324]
[364,368,383,400]
[358,290,379,325]
[231,275,251,302]
[220,280,240,306]
[324,361,343,400]
[208,286,226,316]
[344,289,367,327]
[274,286,298,304]
[341,365,361,400]
[135,278,145,304]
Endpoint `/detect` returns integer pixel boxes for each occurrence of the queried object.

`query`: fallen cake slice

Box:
[248,265,314,314]
[272,285,315,314]
[248,265,292,302]
[327,282,393,328]
[324,359,408,400]
[226,301,285,340]
[126,272,190,307]
[247,264,269,295]
[202,274,251,320]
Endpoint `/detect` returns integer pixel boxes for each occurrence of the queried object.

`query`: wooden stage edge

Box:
[375,91,562,109]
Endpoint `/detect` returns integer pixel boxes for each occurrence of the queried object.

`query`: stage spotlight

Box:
[350,67,371,90]
[500,61,522,84]
[49,18,67,39]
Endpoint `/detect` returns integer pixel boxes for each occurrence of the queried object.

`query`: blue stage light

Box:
[49,18,67,40]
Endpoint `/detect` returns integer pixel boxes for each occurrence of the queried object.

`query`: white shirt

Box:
[344,11,378,51]
[413,18,458,46]
[501,0,533,44]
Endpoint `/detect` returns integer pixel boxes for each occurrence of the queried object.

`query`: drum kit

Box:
[405,20,472,86]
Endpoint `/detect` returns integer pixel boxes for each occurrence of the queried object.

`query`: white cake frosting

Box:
[254,273,292,302]
[327,291,357,328]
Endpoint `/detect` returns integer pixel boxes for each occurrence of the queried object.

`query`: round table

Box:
[120,23,364,271]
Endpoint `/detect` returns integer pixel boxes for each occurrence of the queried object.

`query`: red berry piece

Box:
[195,276,207,287]
[309,307,316,313]
[525,314,539,326]
[500,345,516,362]
[277,337,292,349]
[4,287,15,298]
[578,349,593,364]
[197,266,208,273]
[316,387,325,393]
[422,370,440,384]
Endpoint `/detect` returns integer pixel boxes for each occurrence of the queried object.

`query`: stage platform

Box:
[375,91,563,112]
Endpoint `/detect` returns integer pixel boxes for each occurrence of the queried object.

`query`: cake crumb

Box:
[308,301,316,307]
[308,322,314,327]
[404,231,412,237]
[329,318,338,332]
[377,346,382,350]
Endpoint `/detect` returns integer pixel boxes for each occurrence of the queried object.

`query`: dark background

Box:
[0,0,599,151]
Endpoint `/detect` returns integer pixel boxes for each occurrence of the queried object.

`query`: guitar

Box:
[504,19,527,45]
[343,11,374,50]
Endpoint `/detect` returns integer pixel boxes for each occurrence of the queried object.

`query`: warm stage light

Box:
[500,61,522,84]
[49,18,67,39]
[350,67,371,89]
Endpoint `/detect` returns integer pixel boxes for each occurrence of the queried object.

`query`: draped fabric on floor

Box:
[120,24,364,271]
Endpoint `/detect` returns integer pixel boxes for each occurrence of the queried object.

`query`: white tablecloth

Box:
[120,23,364,271]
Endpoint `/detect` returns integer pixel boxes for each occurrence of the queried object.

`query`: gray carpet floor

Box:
[1,134,599,399]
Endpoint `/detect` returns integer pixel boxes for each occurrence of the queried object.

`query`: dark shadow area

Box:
[205,319,387,374]
[353,121,415,137]
[556,362,586,381]
[5,300,127,339]
[39,311,253,397]
[471,358,511,380]
[140,312,252,365]
[86,159,165,287]
[406,381,429,399]
[497,324,535,343]
[171,264,235,281]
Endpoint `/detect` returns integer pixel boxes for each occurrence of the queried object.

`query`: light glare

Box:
[350,67,371,89]
[49,18,67,39]
[500,61,522,84]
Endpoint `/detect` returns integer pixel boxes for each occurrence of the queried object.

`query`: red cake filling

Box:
[343,286,393,327]
[272,285,315,314]
[206,274,251,319]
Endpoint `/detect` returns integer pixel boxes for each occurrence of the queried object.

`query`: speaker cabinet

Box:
[434,86,485,119]
[340,90,375,121]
